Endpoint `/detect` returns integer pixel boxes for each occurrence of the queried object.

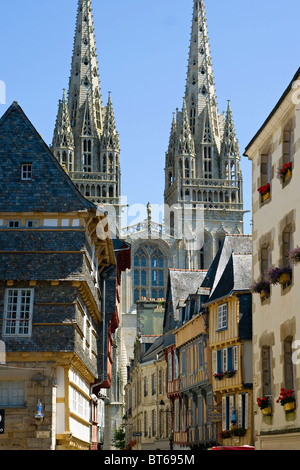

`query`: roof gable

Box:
[0,102,95,213]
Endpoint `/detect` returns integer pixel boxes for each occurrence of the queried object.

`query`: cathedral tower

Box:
[164,0,244,269]
[52,0,121,236]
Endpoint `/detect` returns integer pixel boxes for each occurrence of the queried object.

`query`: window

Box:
[217,303,227,330]
[144,411,148,437]
[198,340,204,369]
[282,227,293,268]
[144,377,148,397]
[7,220,20,228]
[284,337,294,391]
[168,352,173,382]
[152,409,156,436]
[262,346,272,399]
[222,395,235,431]
[212,346,238,374]
[0,381,25,407]
[174,399,180,432]
[132,245,166,302]
[21,163,32,180]
[238,393,249,430]
[26,220,40,228]
[174,353,179,379]
[152,373,156,395]
[282,127,293,166]
[261,245,271,279]
[3,289,34,337]
[181,349,186,376]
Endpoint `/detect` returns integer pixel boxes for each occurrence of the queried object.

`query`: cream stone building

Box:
[245,67,300,450]
[125,336,171,451]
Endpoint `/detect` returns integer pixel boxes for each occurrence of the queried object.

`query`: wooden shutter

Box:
[233,345,238,371]
[238,394,243,428]
[222,397,227,431]
[212,351,217,375]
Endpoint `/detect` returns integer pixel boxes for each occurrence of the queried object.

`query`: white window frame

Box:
[217,303,227,330]
[21,163,32,181]
[0,381,25,407]
[3,288,34,337]
[7,220,21,228]
[25,220,40,228]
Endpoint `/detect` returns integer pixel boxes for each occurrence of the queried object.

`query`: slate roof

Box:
[0,102,96,213]
[201,234,252,299]
[163,269,208,333]
[206,252,252,304]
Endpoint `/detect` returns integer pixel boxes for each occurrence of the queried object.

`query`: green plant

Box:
[219,430,231,439]
[276,388,295,406]
[112,425,126,450]
[232,427,246,437]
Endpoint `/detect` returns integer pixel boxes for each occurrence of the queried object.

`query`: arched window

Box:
[132,246,166,302]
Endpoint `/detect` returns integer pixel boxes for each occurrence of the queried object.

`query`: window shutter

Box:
[222,397,227,431]
[212,351,217,375]
[233,345,238,371]
[238,394,243,428]
[222,348,227,372]
[229,395,235,423]
[245,393,249,429]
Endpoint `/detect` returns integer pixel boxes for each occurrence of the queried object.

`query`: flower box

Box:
[284,401,295,412]
[214,372,224,380]
[224,370,235,378]
[260,290,269,300]
[257,396,272,415]
[258,183,270,201]
[251,280,270,298]
[276,388,295,412]
[278,273,291,285]
[266,266,292,286]
[262,407,272,416]
[219,430,232,439]
[277,162,292,182]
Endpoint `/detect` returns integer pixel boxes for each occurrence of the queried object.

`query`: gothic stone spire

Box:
[52,89,75,171]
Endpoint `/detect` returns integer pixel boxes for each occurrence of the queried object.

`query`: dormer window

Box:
[21,163,32,180]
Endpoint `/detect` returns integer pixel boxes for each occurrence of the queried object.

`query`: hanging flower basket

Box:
[266,266,292,285]
[276,388,295,412]
[289,246,300,265]
[258,183,270,200]
[277,162,292,182]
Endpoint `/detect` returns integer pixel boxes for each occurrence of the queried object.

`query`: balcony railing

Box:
[69,171,117,182]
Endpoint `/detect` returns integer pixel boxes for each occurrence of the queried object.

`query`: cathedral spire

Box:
[52,89,75,171]
[101,92,120,152]
[185,0,221,152]
[68,0,103,138]
[220,100,241,184]
[52,0,121,236]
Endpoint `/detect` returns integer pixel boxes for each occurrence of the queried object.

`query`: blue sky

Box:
[1,0,300,235]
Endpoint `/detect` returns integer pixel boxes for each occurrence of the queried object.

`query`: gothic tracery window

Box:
[133,246,166,303]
